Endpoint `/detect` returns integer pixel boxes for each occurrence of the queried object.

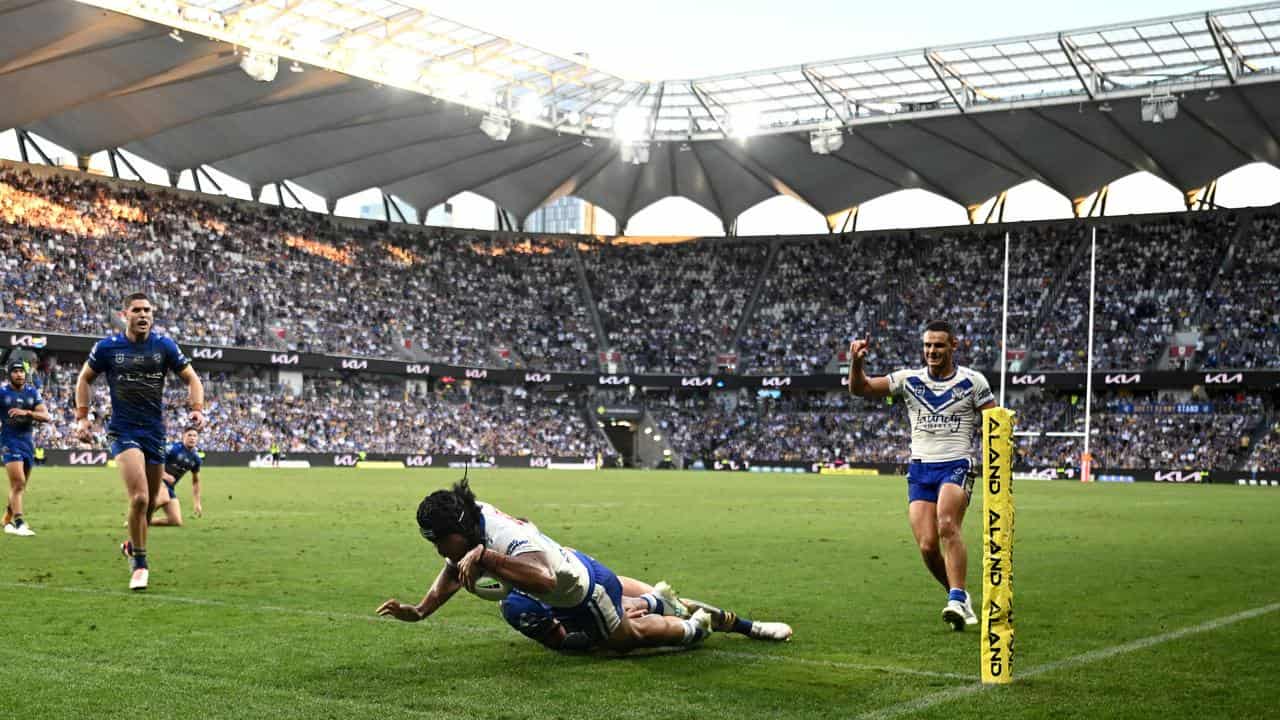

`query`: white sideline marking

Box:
[0,581,969,679]
[858,601,1280,720]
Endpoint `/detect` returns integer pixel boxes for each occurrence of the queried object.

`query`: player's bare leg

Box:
[4,461,33,536]
[117,449,154,589]
[908,500,949,589]
[937,482,976,629]
[148,484,183,527]
[604,608,711,652]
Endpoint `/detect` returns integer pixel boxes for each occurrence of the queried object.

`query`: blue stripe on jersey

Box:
[904,376,974,412]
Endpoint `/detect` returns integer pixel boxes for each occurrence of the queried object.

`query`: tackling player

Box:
[2,358,50,536]
[74,293,205,590]
[848,320,995,630]
[377,479,714,651]
[149,427,203,527]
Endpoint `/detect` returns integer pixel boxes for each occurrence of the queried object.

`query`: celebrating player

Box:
[377,479,714,651]
[2,358,51,537]
[148,427,203,527]
[847,320,995,630]
[74,293,205,590]
[500,575,793,652]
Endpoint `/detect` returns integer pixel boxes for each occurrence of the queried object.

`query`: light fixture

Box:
[729,104,763,140]
[289,61,304,73]
[168,28,183,43]
[1205,89,1221,102]
[1098,101,1113,113]
[614,105,649,143]
[480,110,512,141]
[678,142,692,152]
[620,141,650,165]
[239,50,279,82]
[581,137,594,148]
[809,121,843,155]
[516,93,544,122]
[1140,93,1177,124]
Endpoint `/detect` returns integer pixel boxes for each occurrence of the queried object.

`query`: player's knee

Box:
[937,516,961,540]
[917,536,940,555]
[128,492,149,513]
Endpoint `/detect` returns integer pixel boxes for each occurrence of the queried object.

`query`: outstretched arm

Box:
[376,562,464,622]
[847,338,892,398]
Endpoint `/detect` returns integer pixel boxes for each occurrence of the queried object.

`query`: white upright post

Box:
[1000,231,1011,408]
[1082,226,1098,480]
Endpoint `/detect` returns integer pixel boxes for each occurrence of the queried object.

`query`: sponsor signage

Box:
[1153,470,1206,483]
[68,450,108,465]
[8,329,1280,390]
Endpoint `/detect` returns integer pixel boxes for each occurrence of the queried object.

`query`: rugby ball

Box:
[467,572,512,602]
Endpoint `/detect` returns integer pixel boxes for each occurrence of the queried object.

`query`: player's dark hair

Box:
[182,426,198,434]
[416,477,482,545]
[923,320,955,339]
[123,292,150,308]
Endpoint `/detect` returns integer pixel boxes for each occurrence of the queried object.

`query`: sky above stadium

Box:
[2,0,1277,234]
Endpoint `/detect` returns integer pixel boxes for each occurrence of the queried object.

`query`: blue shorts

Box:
[551,551,624,641]
[907,459,974,504]
[108,429,166,465]
[1,442,33,474]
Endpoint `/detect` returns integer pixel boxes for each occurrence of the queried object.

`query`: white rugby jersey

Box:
[887,366,995,463]
[477,502,591,608]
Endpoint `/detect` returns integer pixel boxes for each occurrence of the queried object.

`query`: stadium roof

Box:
[4,0,1280,230]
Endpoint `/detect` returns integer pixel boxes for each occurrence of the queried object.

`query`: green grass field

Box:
[2,468,1277,719]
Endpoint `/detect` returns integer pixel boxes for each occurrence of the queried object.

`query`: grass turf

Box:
[1,468,1277,719]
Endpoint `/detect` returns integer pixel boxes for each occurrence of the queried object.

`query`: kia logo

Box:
[1104,374,1140,385]
[271,353,299,365]
[341,359,367,370]
[464,368,488,379]
[1154,470,1203,483]
[332,454,358,466]
[524,373,551,383]
[191,348,223,360]
[1204,373,1243,384]
[529,457,551,468]
[598,376,631,385]
[404,455,433,467]
[406,364,431,375]
[69,451,108,465]
[9,334,47,348]
[761,377,792,387]
[1011,374,1045,385]
[681,377,713,387]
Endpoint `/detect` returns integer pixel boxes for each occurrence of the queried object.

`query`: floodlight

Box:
[514,94,542,122]
[168,28,183,43]
[240,51,279,82]
[809,125,843,155]
[289,61,304,73]
[1204,89,1221,102]
[1141,94,1177,123]
[480,111,512,141]
[1097,101,1113,113]
[620,141,650,165]
[614,105,648,143]
[729,105,762,140]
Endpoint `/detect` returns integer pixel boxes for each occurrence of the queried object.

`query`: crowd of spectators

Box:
[0,166,596,369]
[1199,212,1280,369]
[2,164,1277,376]
[31,365,607,457]
[582,239,769,373]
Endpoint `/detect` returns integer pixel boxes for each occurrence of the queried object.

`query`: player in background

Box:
[377,479,714,651]
[847,320,995,630]
[500,575,793,652]
[2,359,51,536]
[148,427,203,527]
[74,293,205,590]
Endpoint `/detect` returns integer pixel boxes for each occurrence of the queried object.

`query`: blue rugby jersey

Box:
[87,332,191,435]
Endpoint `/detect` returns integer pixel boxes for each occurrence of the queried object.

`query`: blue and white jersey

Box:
[86,332,190,435]
[0,382,42,456]
[473,502,592,608]
[888,366,994,463]
[163,442,202,483]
